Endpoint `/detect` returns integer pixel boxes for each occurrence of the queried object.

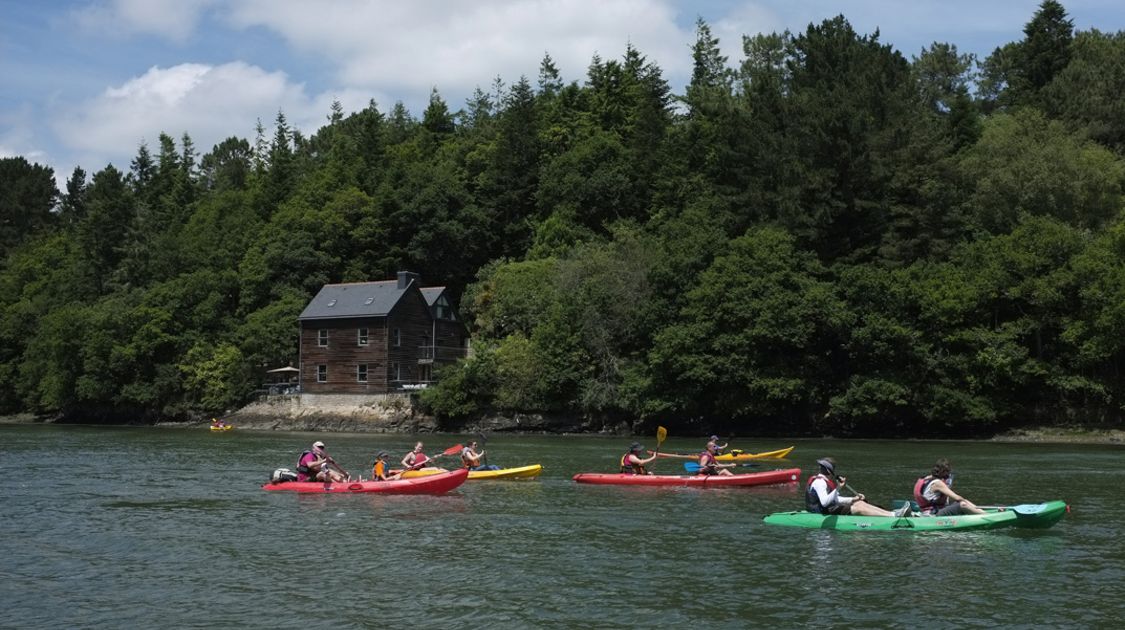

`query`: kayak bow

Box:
[262,468,468,494]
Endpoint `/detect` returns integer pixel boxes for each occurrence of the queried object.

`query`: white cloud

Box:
[52,62,377,171]
[72,0,215,43]
[221,0,692,97]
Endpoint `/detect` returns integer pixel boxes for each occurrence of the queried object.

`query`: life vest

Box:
[699,450,718,475]
[407,452,429,467]
[372,460,387,480]
[805,473,838,513]
[913,476,948,513]
[296,450,316,475]
[461,448,478,469]
[620,453,646,474]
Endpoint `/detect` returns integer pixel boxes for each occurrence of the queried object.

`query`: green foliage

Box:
[3,6,1125,434]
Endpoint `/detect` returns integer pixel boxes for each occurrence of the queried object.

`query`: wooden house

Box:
[297,272,468,395]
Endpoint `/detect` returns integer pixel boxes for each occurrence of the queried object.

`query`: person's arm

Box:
[812,477,849,507]
[401,453,413,468]
[638,453,658,465]
[931,479,968,503]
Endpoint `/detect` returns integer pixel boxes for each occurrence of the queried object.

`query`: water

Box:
[1,426,1122,628]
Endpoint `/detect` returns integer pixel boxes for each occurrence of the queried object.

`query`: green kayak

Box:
[763,500,1068,531]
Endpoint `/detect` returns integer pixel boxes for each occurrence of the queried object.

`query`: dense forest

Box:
[2,2,1123,435]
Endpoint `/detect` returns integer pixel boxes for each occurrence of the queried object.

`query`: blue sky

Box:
[2,0,1122,187]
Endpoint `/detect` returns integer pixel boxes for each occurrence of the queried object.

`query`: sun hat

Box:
[313,441,326,449]
[629,442,644,453]
[816,458,836,475]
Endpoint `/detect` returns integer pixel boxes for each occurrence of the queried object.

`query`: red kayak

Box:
[262,468,468,494]
[572,468,801,487]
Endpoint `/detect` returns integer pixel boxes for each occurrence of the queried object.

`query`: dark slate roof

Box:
[299,281,412,320]
[419,287,447,306]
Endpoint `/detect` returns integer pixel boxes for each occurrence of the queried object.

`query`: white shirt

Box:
[810,475,854,508]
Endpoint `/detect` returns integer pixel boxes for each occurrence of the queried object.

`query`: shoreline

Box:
[3,412,1122,444]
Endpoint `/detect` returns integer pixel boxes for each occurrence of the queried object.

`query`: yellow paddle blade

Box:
[656,425,668,447]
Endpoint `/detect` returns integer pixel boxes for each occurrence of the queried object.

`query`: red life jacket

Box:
[620,453,646,474]
[699,450,718,474]
[913,476,947,513]
[805,473,838,513]
[410,452,429,466]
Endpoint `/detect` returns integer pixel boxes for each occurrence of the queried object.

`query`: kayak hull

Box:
[262,468,468,494]
[401,464,544,480]
[763,500,1068,531]
[209,425,233,431]
[716,446,794,462]
[572,468,801,487]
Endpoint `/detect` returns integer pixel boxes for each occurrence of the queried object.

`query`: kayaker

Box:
[698,442,735,476]
[913,458,984,516]
[296,441,346,483]
[461,440,500,471]
[620,442,657,475]
[401,442,430,470]
[707,435,729,454]
[372,451,399,481]
[806,458,909,517]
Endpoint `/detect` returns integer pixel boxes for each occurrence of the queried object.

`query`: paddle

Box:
[684,462,759,472]
[655,426,667,452]
[476,432,490,467]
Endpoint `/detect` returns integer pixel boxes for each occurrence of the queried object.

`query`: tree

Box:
[0,157,57,256]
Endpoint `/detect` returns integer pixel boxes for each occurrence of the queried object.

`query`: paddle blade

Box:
[656,425,668,448]
[442,444,463,456]
[683,462,702,472]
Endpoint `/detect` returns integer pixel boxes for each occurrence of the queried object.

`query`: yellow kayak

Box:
[716,446,794,462]
[209,425,233,432]
[400,464,543,480]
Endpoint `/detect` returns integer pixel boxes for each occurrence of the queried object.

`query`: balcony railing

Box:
[417,344,467,364]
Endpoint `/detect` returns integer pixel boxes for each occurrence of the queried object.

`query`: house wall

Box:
[386,291,435,386]
[300,317,389,394]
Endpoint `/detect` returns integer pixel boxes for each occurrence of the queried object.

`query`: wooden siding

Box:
[300,317,389,394]
[386,290,435,387]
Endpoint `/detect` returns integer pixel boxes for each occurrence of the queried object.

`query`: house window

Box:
[357,328,369,346]
[357,364,368,382]
[393,328,401,347]
[390,362,401,382]
[317,329,328,347]
[317,365,327,383]
[434,295,453,320]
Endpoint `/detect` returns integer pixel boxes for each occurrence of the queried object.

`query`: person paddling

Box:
[296,441,346,483]
[914,458,984,516]
[461,440,500,471]
[698,442,736,476]
[806,458,909,517]
[620,442,658,475]
[706,435,728,454]
[401,442,431,470]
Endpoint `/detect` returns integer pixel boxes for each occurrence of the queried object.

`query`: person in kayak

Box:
[296,441,346,483]
[621,442,657,474]
[372,451,400,481]
[401,442,430,470]
[707,435,729,454]
[461,440,500,471]
[914,458,984,516]
[806,458,909,517]
[698,442,736,476]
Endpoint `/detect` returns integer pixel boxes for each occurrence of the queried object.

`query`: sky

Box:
[1,0,1123,188]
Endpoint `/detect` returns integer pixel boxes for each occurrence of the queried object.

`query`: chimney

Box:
[396,271,421,289]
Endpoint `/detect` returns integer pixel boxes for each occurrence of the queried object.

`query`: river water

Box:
[1,425,1121,628]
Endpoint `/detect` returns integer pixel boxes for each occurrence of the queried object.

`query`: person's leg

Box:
[718,468,734,476]
[848,500,895,517]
